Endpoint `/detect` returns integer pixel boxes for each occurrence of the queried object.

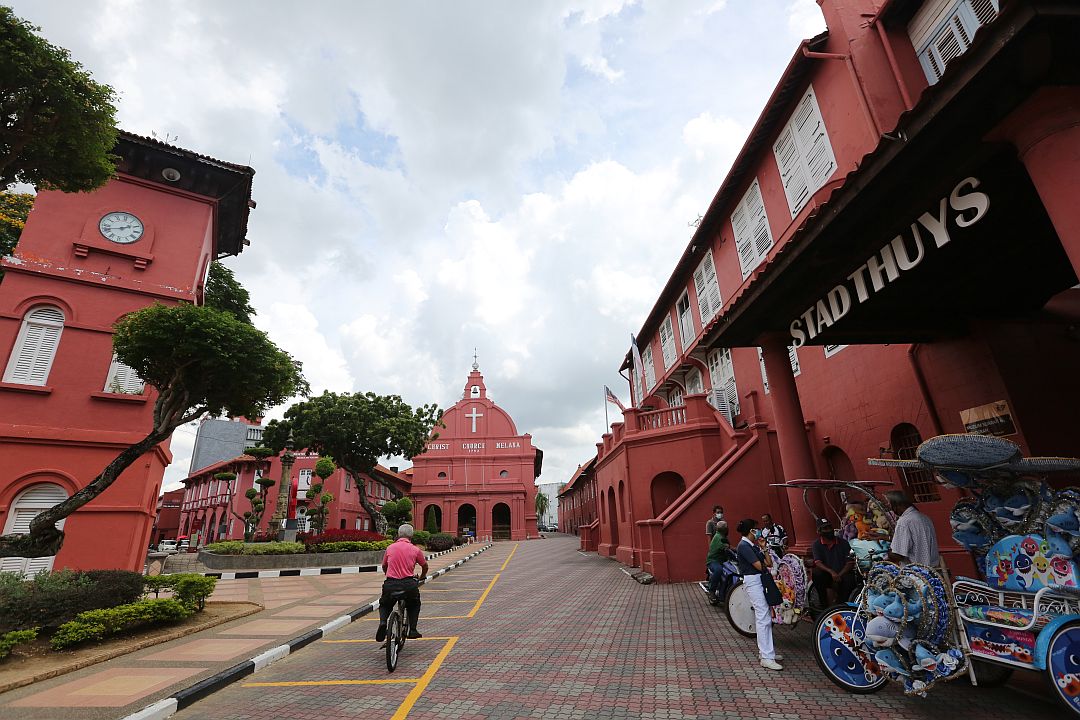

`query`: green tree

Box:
[305,456,336,534]
[0,302,308,558]
[0,191,32,280]
[424,506,439,534]
[0,6,118,191]
[204,261,255,323]
[380,497,413,530]
[262,392,440,535]
[535,492,549,526]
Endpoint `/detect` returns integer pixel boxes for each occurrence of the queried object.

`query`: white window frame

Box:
[676,292,695,348]
[104,354,145,394]
[659,314,678,369]
[731,179,774,279]
[0,483,68,577]
[773,85,837,217]
[668,387,684,408]
[692,250,723,326]
[757,346,802,395]
[824,344,848,358]
[706,347,739,424]
[641,344,656,391]
[686,368,704,396]
[3,306,65,386]
[297,468,313,498]
[910,0,999,84]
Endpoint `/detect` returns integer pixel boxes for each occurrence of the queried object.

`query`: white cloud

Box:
[786,0,827,39]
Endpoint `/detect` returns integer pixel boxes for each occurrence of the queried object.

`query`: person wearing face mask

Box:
[810,518,857,606]
[704,505,725,580]
[735,518,782,670]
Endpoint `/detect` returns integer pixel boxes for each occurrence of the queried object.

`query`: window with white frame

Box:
[707,347,739,424]
[910,0,999,84]
[773,85,837,217]
[297,468,312,497]
[641,344,656,391]
[757,346,801,395]
[686,368,704,395]
[824,344,848,358]
[676,292,695,347]
[668,387,684,408]
[0,483,69,577]
[693,251,723,326]
[731,179,774,279]
[104,354,145,394]
[659,314,678,369]
[3,306,64,386]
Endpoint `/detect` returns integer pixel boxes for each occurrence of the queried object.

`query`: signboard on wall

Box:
[961,400,1017,437]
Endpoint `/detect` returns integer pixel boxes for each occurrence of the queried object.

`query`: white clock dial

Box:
[98,212,144,244]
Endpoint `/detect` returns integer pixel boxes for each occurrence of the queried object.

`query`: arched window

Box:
[890,423,940,503]
[499,470,509,478]
[3,306,65,386]
[104,354,145,394]
[1,482,69,576]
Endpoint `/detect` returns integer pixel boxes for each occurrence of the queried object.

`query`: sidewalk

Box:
[0,542,491,720]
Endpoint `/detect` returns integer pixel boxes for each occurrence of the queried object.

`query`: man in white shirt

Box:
[884,490,940,566]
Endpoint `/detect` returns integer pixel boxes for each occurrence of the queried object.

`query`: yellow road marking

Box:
[390,636,459,720]
[467,574,499,618]
[323,636,456,643]
[499,544,518,570]
[243,677,421,687]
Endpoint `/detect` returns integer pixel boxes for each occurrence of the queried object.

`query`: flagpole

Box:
[604,386,609,430]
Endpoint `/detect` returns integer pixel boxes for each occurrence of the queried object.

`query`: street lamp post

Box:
[271,432,295,539]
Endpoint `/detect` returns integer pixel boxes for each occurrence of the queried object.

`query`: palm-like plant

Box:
[535,492,550,527]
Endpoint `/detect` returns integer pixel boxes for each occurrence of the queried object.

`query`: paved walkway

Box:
[160,535,1056,720]
[0,543,485,720]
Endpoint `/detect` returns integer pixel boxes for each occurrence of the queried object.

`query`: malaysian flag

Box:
[604,385,626,412]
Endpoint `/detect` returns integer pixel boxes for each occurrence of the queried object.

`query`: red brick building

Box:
[0,133,254,575]
[558,457,597,537]
[149,488,184,547]
[408,363,542,540]
[579,0,1080,583]
[177,452,411,544]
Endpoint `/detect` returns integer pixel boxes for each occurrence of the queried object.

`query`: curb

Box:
[196,544,473,580]
[122,543,493,720]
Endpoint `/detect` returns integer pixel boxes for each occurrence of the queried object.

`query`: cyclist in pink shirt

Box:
[376,524,428,641]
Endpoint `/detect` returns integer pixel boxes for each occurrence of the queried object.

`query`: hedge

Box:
[51,599,191,650]
[144,573,217,610]
[0,628,38,660]
[299,529,386,545]
[0,569,146,633]
[427,533,455,552]
[310,540,393,553]
[411,530,431,547]
[202,541,306,555]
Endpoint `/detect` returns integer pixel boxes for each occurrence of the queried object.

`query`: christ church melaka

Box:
[409,362,543,541]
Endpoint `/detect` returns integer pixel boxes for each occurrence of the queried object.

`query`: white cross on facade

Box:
[465,407,483,433]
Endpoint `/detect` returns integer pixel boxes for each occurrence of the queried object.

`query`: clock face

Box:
[99,212,144,244]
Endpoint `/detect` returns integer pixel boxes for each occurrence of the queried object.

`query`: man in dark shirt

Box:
[810,518,857,606]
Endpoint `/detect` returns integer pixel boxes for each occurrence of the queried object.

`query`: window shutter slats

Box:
[774,125,808,213]
[659,316,676,369]
[795,90,837,190]
[105,355,145,394]
[4,307,64,386]
[642,346,656,390]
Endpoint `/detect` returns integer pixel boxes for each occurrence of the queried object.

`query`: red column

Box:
[990,87,1080,278]
[760,335,819,549]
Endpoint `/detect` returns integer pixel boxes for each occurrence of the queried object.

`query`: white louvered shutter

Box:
[758,348,770,395]
[774,125,809,215]
[789,345,801,376]
[912,0,998,84]
[731,203,756,279]
[104,355,145,394]
[793,87,837,194]
[686,368,703,395]
[1,483,68,577]
[659,315,677,369]
[677,294,695,347]
[734,180,773,278]
[707,348,739,424]
[4,307,64,386]
[748,181,774,261]
[642,345,656,390]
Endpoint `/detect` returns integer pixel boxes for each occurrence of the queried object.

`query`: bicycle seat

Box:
[389,590,408,600]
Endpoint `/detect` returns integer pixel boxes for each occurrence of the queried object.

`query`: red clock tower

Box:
[0,132,255,574]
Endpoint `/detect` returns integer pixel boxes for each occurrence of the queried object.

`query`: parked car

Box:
[178,539,190,552]
[158,539,178,554]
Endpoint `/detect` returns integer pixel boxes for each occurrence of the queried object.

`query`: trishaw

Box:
[718,479,895,638]
[811,434,1080,715]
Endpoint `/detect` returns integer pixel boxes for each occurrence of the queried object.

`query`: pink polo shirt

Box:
[383,537,427,579]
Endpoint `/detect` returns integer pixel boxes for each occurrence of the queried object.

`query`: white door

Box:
[1,483,69,577]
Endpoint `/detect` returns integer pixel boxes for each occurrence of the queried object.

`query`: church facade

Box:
[409,363,542,540]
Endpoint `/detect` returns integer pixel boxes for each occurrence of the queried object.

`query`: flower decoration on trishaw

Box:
[811,434,1080,716]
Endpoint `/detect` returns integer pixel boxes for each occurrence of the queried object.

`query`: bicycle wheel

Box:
[812,605,886,694]
[385,608,402,672]
[724,584,757,638]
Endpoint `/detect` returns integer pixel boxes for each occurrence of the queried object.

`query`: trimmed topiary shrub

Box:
[174,575,217,610]
[427,533,455,552]
[202,541,245,555]
[311,540,393,553]
[51,599,191,650]
[298,529,386,545]
[0,569,145,633]
[410,530,431,547]
[0,628,38,660]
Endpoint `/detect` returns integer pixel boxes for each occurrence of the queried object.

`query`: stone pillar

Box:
[760,335,820,549]
[990,87,1080,279]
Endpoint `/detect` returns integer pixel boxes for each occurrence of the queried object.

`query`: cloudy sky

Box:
[12,0,825,491]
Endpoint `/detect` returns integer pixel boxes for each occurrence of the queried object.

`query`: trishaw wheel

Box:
[724,584,757,638]
[812,605,886,694]
[970,659,1013,688]
[1046,620,1080,716]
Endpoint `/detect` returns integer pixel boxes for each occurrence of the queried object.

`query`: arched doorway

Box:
[491,503,511,540]
[423,504,443,533]
[0,482,69,576]
[606,487,620,546]
[650,472,685,517]
[890,423,940,503]
[457,503,476,536]
[823,446,857,482]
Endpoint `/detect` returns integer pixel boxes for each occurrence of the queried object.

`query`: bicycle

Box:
[384,588,409,672]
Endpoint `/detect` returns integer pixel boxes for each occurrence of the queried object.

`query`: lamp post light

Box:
[271,432,295,538]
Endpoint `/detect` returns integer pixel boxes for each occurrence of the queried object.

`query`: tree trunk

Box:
[350,471,387,535]
[0,427,171,558]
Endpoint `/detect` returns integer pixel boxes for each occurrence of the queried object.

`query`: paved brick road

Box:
[172,535,1059,720]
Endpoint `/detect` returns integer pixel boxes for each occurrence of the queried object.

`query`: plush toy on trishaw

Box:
[811,434,1080,716]
[719,480,895,638]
